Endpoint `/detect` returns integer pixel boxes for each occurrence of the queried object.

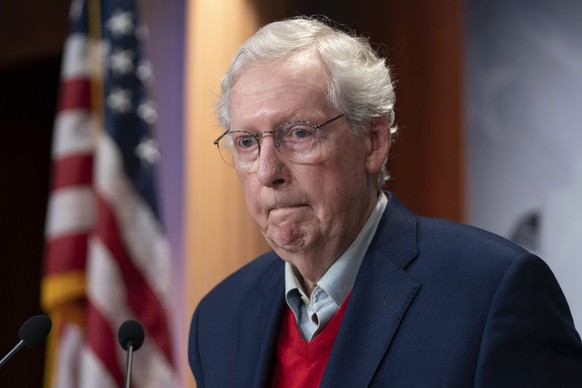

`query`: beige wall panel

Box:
[184,2,270,386]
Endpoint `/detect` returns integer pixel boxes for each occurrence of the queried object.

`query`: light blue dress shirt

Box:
[284,192,388,341]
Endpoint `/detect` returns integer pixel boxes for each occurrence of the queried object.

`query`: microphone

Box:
[0,314,52,368]
[118,320,145,388]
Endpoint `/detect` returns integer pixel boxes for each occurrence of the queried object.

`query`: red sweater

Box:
[272,295,351,388]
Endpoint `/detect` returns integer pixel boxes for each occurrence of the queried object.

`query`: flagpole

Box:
[89,0,104,138]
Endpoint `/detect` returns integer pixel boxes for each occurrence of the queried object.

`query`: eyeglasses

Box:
[213,114,345,170]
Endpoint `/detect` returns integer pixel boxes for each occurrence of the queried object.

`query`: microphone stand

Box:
[124,340,135,388]
[0,340,24,368]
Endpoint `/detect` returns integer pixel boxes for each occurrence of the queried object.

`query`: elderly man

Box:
[189,17,582,387]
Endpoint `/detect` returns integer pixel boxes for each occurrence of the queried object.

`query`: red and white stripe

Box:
[44,20,177,388]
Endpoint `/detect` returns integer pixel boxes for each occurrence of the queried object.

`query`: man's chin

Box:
[266,229,308,256]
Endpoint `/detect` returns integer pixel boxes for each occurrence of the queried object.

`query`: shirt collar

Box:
[285,192,388,307]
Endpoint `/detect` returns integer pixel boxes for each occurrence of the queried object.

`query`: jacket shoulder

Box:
[198,251,282,308]
[418,216,530,261]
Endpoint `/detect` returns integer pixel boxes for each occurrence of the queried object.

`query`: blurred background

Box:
[1,0,580,386]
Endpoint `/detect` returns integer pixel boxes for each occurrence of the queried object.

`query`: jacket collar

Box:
[236,257,285,387]
[321,194,422,387]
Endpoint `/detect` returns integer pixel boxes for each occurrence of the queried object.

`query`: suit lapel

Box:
[236,257,285,388]
[321,195,422,387]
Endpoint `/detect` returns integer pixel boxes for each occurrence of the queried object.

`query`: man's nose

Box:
[255,135,286,187]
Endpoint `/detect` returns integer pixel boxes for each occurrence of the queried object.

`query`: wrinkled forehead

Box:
[229,52,332,125]
[231,50,330,94]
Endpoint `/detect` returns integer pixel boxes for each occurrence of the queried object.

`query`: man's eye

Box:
[234,135,257,150]
[293,127,311,139]
[284,125,315,141]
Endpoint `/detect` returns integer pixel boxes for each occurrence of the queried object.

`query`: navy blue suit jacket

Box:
[189,195,582,387]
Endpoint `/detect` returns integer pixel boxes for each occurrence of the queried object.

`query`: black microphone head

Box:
[118,320,145,351]
[18,315,52,347]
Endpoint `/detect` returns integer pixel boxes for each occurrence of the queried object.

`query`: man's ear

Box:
[365,114,391,175]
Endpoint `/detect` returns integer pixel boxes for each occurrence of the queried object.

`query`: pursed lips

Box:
[268,202,308,214]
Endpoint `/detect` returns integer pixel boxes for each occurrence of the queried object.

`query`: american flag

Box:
[41,0,178,386]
